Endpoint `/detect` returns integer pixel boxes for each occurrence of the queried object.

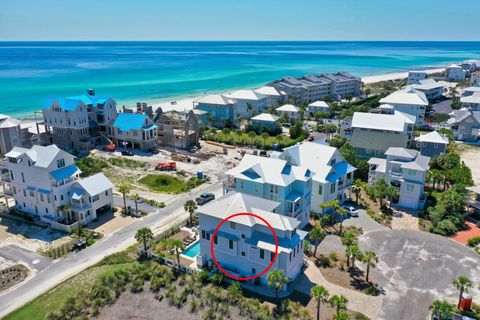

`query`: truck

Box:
[155,162,177,171]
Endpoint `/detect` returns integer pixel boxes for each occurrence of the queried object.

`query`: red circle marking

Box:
[210,212,279,281]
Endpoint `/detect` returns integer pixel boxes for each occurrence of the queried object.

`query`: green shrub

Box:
[467,237,480,247]
[86,238,96,246]
[130,278,144,293]
[363,285,380,296]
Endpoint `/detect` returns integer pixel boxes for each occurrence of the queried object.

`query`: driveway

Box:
[0,245,52,272]
[341,208,386,234]
[360,229,480,320]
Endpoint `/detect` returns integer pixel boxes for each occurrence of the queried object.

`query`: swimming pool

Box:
[182,241,200,258]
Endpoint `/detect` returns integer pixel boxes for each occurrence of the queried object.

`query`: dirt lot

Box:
[459,144,480,185]
[93,286,246,320]
[88,209,140,235]
[0,217,71,252]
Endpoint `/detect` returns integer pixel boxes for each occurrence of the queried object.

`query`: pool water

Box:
[182,241,200,258]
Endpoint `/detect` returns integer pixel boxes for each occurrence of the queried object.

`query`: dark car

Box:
[195,192,215,205]
[121,150,134,156]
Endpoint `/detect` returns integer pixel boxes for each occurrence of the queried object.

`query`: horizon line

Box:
[1,39,480,43]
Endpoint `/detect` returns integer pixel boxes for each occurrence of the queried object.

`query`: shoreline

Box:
[17,66,447,123]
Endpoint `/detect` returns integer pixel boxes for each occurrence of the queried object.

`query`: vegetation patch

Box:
[139,174,206,194]
[76,156,149,177]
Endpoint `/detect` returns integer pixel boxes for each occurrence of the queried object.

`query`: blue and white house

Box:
[196,191,306,292]
[368,147,430,209]
[225,90,267,118]
[1,145,113,231]
[193,94,237,127]
[41,90,118,151]
[111,112,158,151]
[225,154,312,228]
[379,88,429,123]
[275,142,356,213]
[414,131,449,158]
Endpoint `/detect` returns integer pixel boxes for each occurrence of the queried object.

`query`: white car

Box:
[344,206,359,217]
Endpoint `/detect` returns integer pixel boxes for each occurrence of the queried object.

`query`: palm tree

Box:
[429,300,453,320]
[58,204,71,224]
[452,276,473,308]
[362,250,379,282]
[135,227,153,252]
[346,245,363,269]
[352,179,363,205]
[337,207,348,235]
[167,239,184,267]
[267,269,288,299]
[261,132,270,148]
[309,226,326,258]
[329,294,348,313]
[340,231,357,248]
[247,103,253,118]
[118,182,131,214]
[184,200,198,226]
[311,285,330,320]
[333,312,350,320]
[319,202,330,226]
[132,194,140,215]
[330,199,340,222]
[386,186,398,210]
[248,131,256,146]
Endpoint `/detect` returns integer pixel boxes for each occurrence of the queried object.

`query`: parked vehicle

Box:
[195,192,215,205]
[155,162,177,171]
[343,205,359,217]
[121,150,134,156]
[103,144,116,152]
[308,135,315,142]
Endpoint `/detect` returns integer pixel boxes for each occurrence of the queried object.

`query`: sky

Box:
[1,0,479,41]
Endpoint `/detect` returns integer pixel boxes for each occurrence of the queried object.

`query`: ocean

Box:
[1,41,480,118]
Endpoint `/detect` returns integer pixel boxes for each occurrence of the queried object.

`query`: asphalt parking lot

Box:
[360,229,480,320]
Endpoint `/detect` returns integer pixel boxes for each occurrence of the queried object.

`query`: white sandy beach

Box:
[18,66,447,123]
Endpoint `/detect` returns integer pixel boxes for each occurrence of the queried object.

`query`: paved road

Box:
[360,229,480,320]
[0,245,52,271]
[0,181,223,318]
[342,208,386,234]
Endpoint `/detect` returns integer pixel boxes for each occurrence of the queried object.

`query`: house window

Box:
[214,235,218,245]
[408,170,416,176]
[330,184,336,194]
[241,251,245,256]
[23,189,26,197]
[30,191,34,197]
[260,249,265,259]
[21,173,25,183]
[92,195,100,202]
[201,230,206,239]
[318,185,323,195]
[229,221,236,230]
[206,233,210,241]
[57,158,65,168]
[406,184,415,192]
[228,239,234,250]
[241,234,246,239]
[289,252,292,261]
[270,252,274,261]
[434,143,438,149]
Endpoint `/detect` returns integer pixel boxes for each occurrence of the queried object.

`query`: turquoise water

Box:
[1,41,480,118]
[182,241,200,258]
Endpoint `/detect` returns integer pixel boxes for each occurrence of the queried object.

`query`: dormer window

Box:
[229,221,236,230]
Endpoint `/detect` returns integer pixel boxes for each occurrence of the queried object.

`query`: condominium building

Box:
[269,72,361,104]
[379,88,429,123]
[350,112,415,159]
[0,114,22,155]
[155,110,199,150]
[196,191,306,292]
[224,154,312,228]
[41,90,117,151]
[275,142,356,214]
[1,145,113,231]
[368,147,430,209]
[111,112,158,151]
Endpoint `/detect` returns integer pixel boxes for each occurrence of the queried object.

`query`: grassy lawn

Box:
[139,174,205,194]
[4,261,135,320]
[206,130,300,149]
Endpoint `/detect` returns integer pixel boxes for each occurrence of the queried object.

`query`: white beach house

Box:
[275,142,356,214]
[254,86,286,108]
[408,79,444,102]
[407,71,428,85]
[379,88,429,123]
[225,90,267,119]
[196,191,306,293]
[445,64,466,82]
[193,94,238,127]
[1,145,113,231]
[276,104,301,122]
[307,101,330,116]
[461,93,480,111]
[368,147,430,209]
